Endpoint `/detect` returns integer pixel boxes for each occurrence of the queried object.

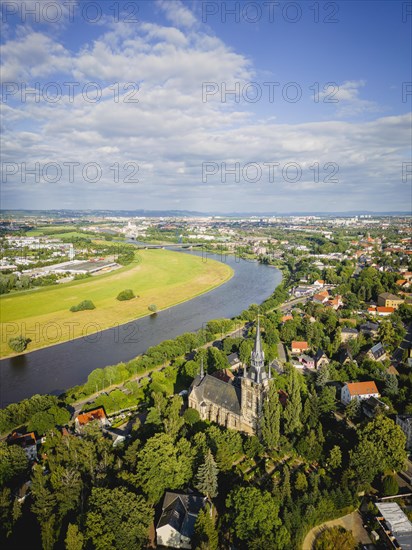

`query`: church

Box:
[188,319,272,435]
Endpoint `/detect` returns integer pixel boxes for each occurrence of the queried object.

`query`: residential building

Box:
[8,431,37,461]
[341,327,358,343]
[359,322,379,337]
[367,342,387,362]
[341,381,380,405]
[362,396,389,418]
[291,341,309,354]
[396,415,412,450]
[75,407,110,433]
[298,354,315,369]
[377,292,404,309]
[156,492,207,549]
[314,349,329,369]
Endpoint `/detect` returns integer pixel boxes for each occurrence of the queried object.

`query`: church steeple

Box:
[248,315,267,384]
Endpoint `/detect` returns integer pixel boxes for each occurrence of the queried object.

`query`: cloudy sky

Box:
[1,0,411,213]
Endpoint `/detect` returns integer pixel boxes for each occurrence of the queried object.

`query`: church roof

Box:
[248,316,267,384]
[191,374,241,415]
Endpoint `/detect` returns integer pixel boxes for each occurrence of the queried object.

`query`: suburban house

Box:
[156,492,207,549]
[291,341,309,354]
[314,349,329,369]
[341,327,359,343]
[368,306,395,316]
[396,415,412,450]
[75,407,110,433]
[313,279,325,287]
[339,348,354,365]
[377,292,404,309]
[326,295,343,310]
[281,314,293,323]
[227,352,242,370]
[359,322,379,337]
[362,396,390,418]
[341,381,380,405]
[367,342,387,362]
[8,431,38,461]
[313,291,329,304]
[298,354,315,370]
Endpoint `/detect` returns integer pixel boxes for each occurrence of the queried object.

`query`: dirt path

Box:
[301,511,371,550]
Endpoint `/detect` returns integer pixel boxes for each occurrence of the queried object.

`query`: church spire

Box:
[200,356,205,379]
[248,314,266,383]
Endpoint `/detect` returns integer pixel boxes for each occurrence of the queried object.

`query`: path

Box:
[301,511,371,550]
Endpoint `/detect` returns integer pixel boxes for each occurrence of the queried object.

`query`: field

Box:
[0,249,233,357]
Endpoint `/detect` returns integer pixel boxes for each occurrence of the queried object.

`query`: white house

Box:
[341,381,380,405]
[156,492,207,549]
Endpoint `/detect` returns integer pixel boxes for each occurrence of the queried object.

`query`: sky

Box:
[1,0,411,213]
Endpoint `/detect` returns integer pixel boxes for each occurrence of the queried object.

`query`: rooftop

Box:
[346,381,379,396]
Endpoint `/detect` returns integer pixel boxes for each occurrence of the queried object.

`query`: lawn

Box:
[0,249,233,357]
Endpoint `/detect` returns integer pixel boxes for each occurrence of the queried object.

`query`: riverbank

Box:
[0,249,233,358]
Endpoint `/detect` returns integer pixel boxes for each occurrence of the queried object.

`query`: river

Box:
[0,249,281,407]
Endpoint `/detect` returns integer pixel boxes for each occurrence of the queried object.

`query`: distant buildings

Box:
[377,292,404,309]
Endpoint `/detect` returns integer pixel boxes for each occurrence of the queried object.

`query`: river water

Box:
[0,249,281,407]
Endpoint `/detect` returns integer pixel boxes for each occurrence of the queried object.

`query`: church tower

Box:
[241,316,270,433]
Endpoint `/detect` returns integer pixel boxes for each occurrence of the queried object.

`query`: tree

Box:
[283,368,302,434]
[70,300,95,312]
[85,487,153,549]
[116,289,135,301]
[8,335,31,353]
[260,381,281,450]
[294,471,308,492]
[195,450,219,504]
[316,365,330,388]
[350,415,407,485]
[193,505,219,550]
[136,433,193,503]
[327,445,342,470]
[382,475,398,496]
[31,466,58,550]
[318,386,337,415]
[183,407,200,425]
[226,486,281,541]
[65,524,84,550]
[314,526,356,550]
[0,442,28,485]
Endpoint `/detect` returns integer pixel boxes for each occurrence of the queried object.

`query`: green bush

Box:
[8,335,31,353]
[116,289,135,301]
[70,299,96,312]
[382,474,398,496]
[148,304,157,313]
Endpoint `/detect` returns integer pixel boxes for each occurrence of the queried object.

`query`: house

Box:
[367,342,387,362]
[341,381,380,405]
[314,349,329,369]
[376,306,395,316]
[313,291,329,304]
[281,314,293,323]
[212,369,235,383]
[291,341,309,354]
[341,327,358,343]
[377,292,404,309]
[156,492,207,549]
[396,279,410,289]
[75,407,110,433]
[313,279,325,288]
[326,295,343,310]
[375,502,412,550]
[339,348,354,365]
[298,354,315,369]
[362,396,389,418]
[359,321,379,337]
[396,415,412,450]
[227,352,242,370]
[8,432,37,461]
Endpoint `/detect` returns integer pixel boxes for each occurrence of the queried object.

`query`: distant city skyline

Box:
[1,0,411,212]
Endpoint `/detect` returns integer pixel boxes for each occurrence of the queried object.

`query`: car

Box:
[178,390,188,397]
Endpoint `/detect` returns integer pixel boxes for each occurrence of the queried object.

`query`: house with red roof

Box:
[291,341,309,354]
[341,381,380,405]
[75,407,110,433]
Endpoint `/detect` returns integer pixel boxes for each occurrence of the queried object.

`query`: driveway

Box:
[301,511,372,550]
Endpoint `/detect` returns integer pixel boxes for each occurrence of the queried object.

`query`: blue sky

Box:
[1,0,411,212]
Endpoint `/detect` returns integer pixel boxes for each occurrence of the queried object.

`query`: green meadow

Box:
[0,249,233,357]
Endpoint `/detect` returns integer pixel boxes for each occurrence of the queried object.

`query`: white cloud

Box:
[156,0,197,28]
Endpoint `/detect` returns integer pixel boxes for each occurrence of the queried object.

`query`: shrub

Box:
[116,289,135,301]
[148,304,157,313]
[183,408,200,425]
[8,335,31,353]
[70,300,96,312]
[382,474,398,496]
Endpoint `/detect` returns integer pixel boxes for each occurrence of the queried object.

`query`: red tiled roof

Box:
[76,407,107,426]
[346,381,379,396]
[291,341,308,350]
[377,306,395,313]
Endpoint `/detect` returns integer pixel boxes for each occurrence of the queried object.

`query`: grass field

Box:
[0,249,233,357]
